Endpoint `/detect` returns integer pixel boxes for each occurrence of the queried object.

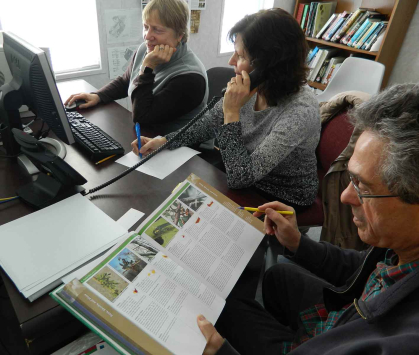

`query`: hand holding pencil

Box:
[253,201,301,253]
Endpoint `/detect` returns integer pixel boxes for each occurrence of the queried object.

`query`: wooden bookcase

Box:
[294,0,418,90]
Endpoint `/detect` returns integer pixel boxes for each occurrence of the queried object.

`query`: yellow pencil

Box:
[238,207,294,215]
[95,154,116,165]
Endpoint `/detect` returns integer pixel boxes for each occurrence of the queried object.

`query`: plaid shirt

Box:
[281,250,419,354]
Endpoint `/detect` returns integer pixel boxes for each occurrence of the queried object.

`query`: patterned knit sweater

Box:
[166,87,321,206]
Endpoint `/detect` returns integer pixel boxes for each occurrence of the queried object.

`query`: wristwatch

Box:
[141,65,153,74]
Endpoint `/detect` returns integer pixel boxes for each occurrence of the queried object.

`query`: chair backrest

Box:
[206,67,236,101]
[317,110,354,186]
[316,57,385,103]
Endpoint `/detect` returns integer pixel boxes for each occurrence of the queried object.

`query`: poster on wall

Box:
[107,45,139,79]
[105,9,142,44]
[191,0,206,10]
[190,10,201,33]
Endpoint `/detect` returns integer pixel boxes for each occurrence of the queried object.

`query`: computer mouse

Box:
[65,99,87,111]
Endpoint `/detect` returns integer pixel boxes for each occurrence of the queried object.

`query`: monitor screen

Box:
[0,31,74,156]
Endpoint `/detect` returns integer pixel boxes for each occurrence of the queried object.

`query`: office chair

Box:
[316,57,385,103]
[197,67,235,166]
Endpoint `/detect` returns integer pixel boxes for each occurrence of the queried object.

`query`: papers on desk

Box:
[0,194,128,302]
[116,147,200,180]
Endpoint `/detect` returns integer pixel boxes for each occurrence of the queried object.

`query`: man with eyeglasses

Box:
[196,83,419,355]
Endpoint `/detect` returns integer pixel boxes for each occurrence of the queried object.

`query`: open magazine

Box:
[50,174,265,355]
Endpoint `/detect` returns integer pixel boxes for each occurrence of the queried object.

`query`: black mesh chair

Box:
[198,67,236,168]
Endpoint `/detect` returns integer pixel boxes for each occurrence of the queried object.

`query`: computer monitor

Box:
[0,31,74,156]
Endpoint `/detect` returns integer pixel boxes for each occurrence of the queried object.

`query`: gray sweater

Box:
[167,87,321,206]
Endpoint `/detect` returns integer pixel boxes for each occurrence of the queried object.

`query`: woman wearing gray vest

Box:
[64,0,208,135]
[132,9,320,213]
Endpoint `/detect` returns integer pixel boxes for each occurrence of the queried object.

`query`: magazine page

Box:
[135,173,265,299]
[68,231,225,355]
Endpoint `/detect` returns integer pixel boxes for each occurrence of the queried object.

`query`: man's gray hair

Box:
[350,83,419,204]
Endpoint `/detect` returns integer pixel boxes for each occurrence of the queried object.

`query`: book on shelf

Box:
[360,21,384,50]
[353,20,382,49]
[324,11,349,41]
[296,2,307,25]
[331,8,365,42]
[321,56,345,84]
[349,18,381,48]
[368,25,388,52]
[315,13,337,39]
[341,10,386,45]
[324,62,343,85]
[307,46,320,65]
[309,48,339,82]
[300,4,310,33]
[322,11,347,41]
[51,173,266,355]
[311,1,337,38]
[329,12,353,42]
[315,59,330,83]
[305,2,319,37]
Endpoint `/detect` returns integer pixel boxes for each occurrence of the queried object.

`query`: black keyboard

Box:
[66,111,124,161]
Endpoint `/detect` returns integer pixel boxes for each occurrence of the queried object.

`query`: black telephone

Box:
[83,68,264,196]
[221,68,263,96]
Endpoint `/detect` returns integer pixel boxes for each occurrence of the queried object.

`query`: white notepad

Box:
[0,193,128,300]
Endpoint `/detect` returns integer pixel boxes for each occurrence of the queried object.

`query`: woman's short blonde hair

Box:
[143,0,189,43]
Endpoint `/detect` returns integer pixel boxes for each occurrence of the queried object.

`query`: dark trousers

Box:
[215,262,332,355]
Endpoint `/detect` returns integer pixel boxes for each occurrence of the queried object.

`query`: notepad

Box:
[0,193,128,301]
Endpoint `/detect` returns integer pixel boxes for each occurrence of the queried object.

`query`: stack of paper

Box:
[0,194,128,302]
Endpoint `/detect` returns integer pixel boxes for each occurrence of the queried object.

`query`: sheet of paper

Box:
[117,208,145,231]
[191,0,206,10]
[105,9,142,44]
[107,45,138,79]
[116,148,200,180]
[0,194,127,295]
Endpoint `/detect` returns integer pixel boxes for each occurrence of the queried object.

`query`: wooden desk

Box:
[0,79,267,354]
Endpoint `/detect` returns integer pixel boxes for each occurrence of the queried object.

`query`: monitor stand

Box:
[17,138,67,179]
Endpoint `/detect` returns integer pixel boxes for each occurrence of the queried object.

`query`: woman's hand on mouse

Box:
[131,136,167,156]
[142,44,177,71]
[223,71,257,124]
[64,93,100,109]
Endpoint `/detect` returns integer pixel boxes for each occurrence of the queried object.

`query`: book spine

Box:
[296,3,306,25]
[305,3,316,36]
[324,14,347,41]
[322,13,343,40]
[351,21,373,48]
[330,13,353,42]
[307,2,319,37]
[301,4,310,32]
[363,23,385,50]
[334,8,363,41]
[347,18,370,46]
[341,12,368,44]
[316,13,336,39]
[367,25,387,51]
[315,59,330,82]
[321,58,335,84]
[356,21,380,49]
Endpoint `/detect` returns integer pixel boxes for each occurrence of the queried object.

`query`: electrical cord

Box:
[82,95,222,196]
[0,197,19,204]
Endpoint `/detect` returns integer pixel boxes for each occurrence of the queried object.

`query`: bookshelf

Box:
[294,0,419,90]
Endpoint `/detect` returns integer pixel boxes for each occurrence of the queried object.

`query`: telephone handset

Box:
[83,68,264,196]
[221,68,263,96]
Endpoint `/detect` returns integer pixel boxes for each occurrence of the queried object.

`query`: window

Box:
[0,0,102,78]
[219,0,274,54]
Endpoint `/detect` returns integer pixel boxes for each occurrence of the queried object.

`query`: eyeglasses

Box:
[348,173,399,204]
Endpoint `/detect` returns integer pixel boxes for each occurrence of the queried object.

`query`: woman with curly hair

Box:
[132,8,320,211]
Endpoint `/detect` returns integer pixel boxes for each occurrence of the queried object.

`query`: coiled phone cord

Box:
[82,95,222,196]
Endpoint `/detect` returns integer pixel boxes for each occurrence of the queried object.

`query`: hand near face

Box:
[253,201,301,253]
[223,71,257,124]
[143,44,176,70]
[197,315,225,355]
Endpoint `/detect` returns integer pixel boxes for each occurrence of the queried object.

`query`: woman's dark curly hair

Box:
[228,8,309,106]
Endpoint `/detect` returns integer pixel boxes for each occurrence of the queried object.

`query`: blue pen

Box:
[135,122,142,158]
